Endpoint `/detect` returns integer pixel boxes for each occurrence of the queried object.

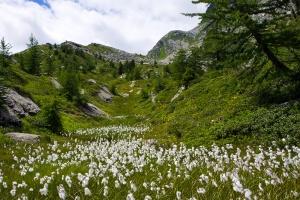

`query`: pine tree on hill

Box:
[25,33,41,75]
[0,37,12,68]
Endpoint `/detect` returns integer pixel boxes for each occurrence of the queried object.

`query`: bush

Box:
[140,89,149,101]
[110,83,118,95]
[210,103,300,146]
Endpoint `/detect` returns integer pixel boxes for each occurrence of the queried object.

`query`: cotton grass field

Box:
[0,124,300,199]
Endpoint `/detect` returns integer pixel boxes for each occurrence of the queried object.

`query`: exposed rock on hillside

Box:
[5,133,41,143]
[147,24,207,64]
[50,77,61,89]
[98,86,114,103]
[0,89,41,127]
[88,43,153,63]
[81,103,109,118]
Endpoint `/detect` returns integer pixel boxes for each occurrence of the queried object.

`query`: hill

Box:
[147,24,206,64]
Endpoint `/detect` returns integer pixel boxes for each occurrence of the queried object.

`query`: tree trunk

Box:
[251,30,290,72]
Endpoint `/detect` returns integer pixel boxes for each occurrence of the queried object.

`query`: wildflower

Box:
[57,184,66,200]
[197,188,206,194]
[65,175,72,187]
[144,195,152,200]
[84,187,91,196]
[127,193,135,200]
[39,183,48,196]
[258,183,263,191]
[20,193,28,200]
[82,177,89,187]
[291,191,299,197]
[244,189,252,200]
[143,182,148,189]
[176,191,181,200]
[10,188,16,196]
[130,181,137,192]
[103,186,108,197]
[115,180,120,188]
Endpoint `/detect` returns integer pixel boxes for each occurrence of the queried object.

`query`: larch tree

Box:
[187,0,300,72]
[25,33,41,75]
[0,37,12,68]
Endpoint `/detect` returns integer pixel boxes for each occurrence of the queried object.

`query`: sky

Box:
[0,0,207,55]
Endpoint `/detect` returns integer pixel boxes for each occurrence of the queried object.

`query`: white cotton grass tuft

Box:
[197,188,206,194]
[57,184,66,200]
[127,192,135,200]
[84,187,91,196]
[176,191,181,200]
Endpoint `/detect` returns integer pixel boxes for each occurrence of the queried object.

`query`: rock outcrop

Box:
[5,133,41,143]
[81,103,109,118]
[147,23,207,64]
[50,77,61,89]
[0,88,41,127]
[98,86,114,103]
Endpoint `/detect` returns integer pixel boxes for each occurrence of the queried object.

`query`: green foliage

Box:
[43,99,63,134]
[45,53,55,75]
[182,68,196,88]
[167,124,182,139]
[153,78,166,93]
[25,34,41,75]
[170,49,187,81]
[118,62,124,75]
[0,37,12,68]
[140,89,149,101]
[109,83,117,95]
[60,67,80,101]
[210,103,300,146]
[187,1,300,72]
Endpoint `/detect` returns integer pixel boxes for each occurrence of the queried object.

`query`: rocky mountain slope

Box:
[62,41,153,64]
[147,23,207,64]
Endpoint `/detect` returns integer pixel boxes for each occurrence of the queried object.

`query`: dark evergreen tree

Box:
[60,67,79,101]
[118,62,124,75]
[171,49,187,81]
[25,33,41,74]
[43,99,63,134]
[0,37,12,68]
[45,53,55,75]
[19,53,25,70]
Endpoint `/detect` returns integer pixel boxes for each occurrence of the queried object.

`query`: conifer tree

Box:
[43,99,63,134]
[0,37,12,68]
[187,0,300,72]
[60,67,79,101]
[25,33,41,74]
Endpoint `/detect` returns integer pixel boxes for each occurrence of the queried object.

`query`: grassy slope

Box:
[1,43,300,148]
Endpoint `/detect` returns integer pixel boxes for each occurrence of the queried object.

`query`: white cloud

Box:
[0,0,207,54]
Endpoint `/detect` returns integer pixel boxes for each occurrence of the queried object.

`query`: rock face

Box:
[88,43,153,63]
[98,86,114,103]
[50,77,61,89]
[5,89,41,116]
[147,23,207,64]
[5,133,41,143]
[0,88,41,127]
[81,103,109,118]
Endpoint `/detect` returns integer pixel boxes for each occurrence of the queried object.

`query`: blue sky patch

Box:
[29,0,50,8]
